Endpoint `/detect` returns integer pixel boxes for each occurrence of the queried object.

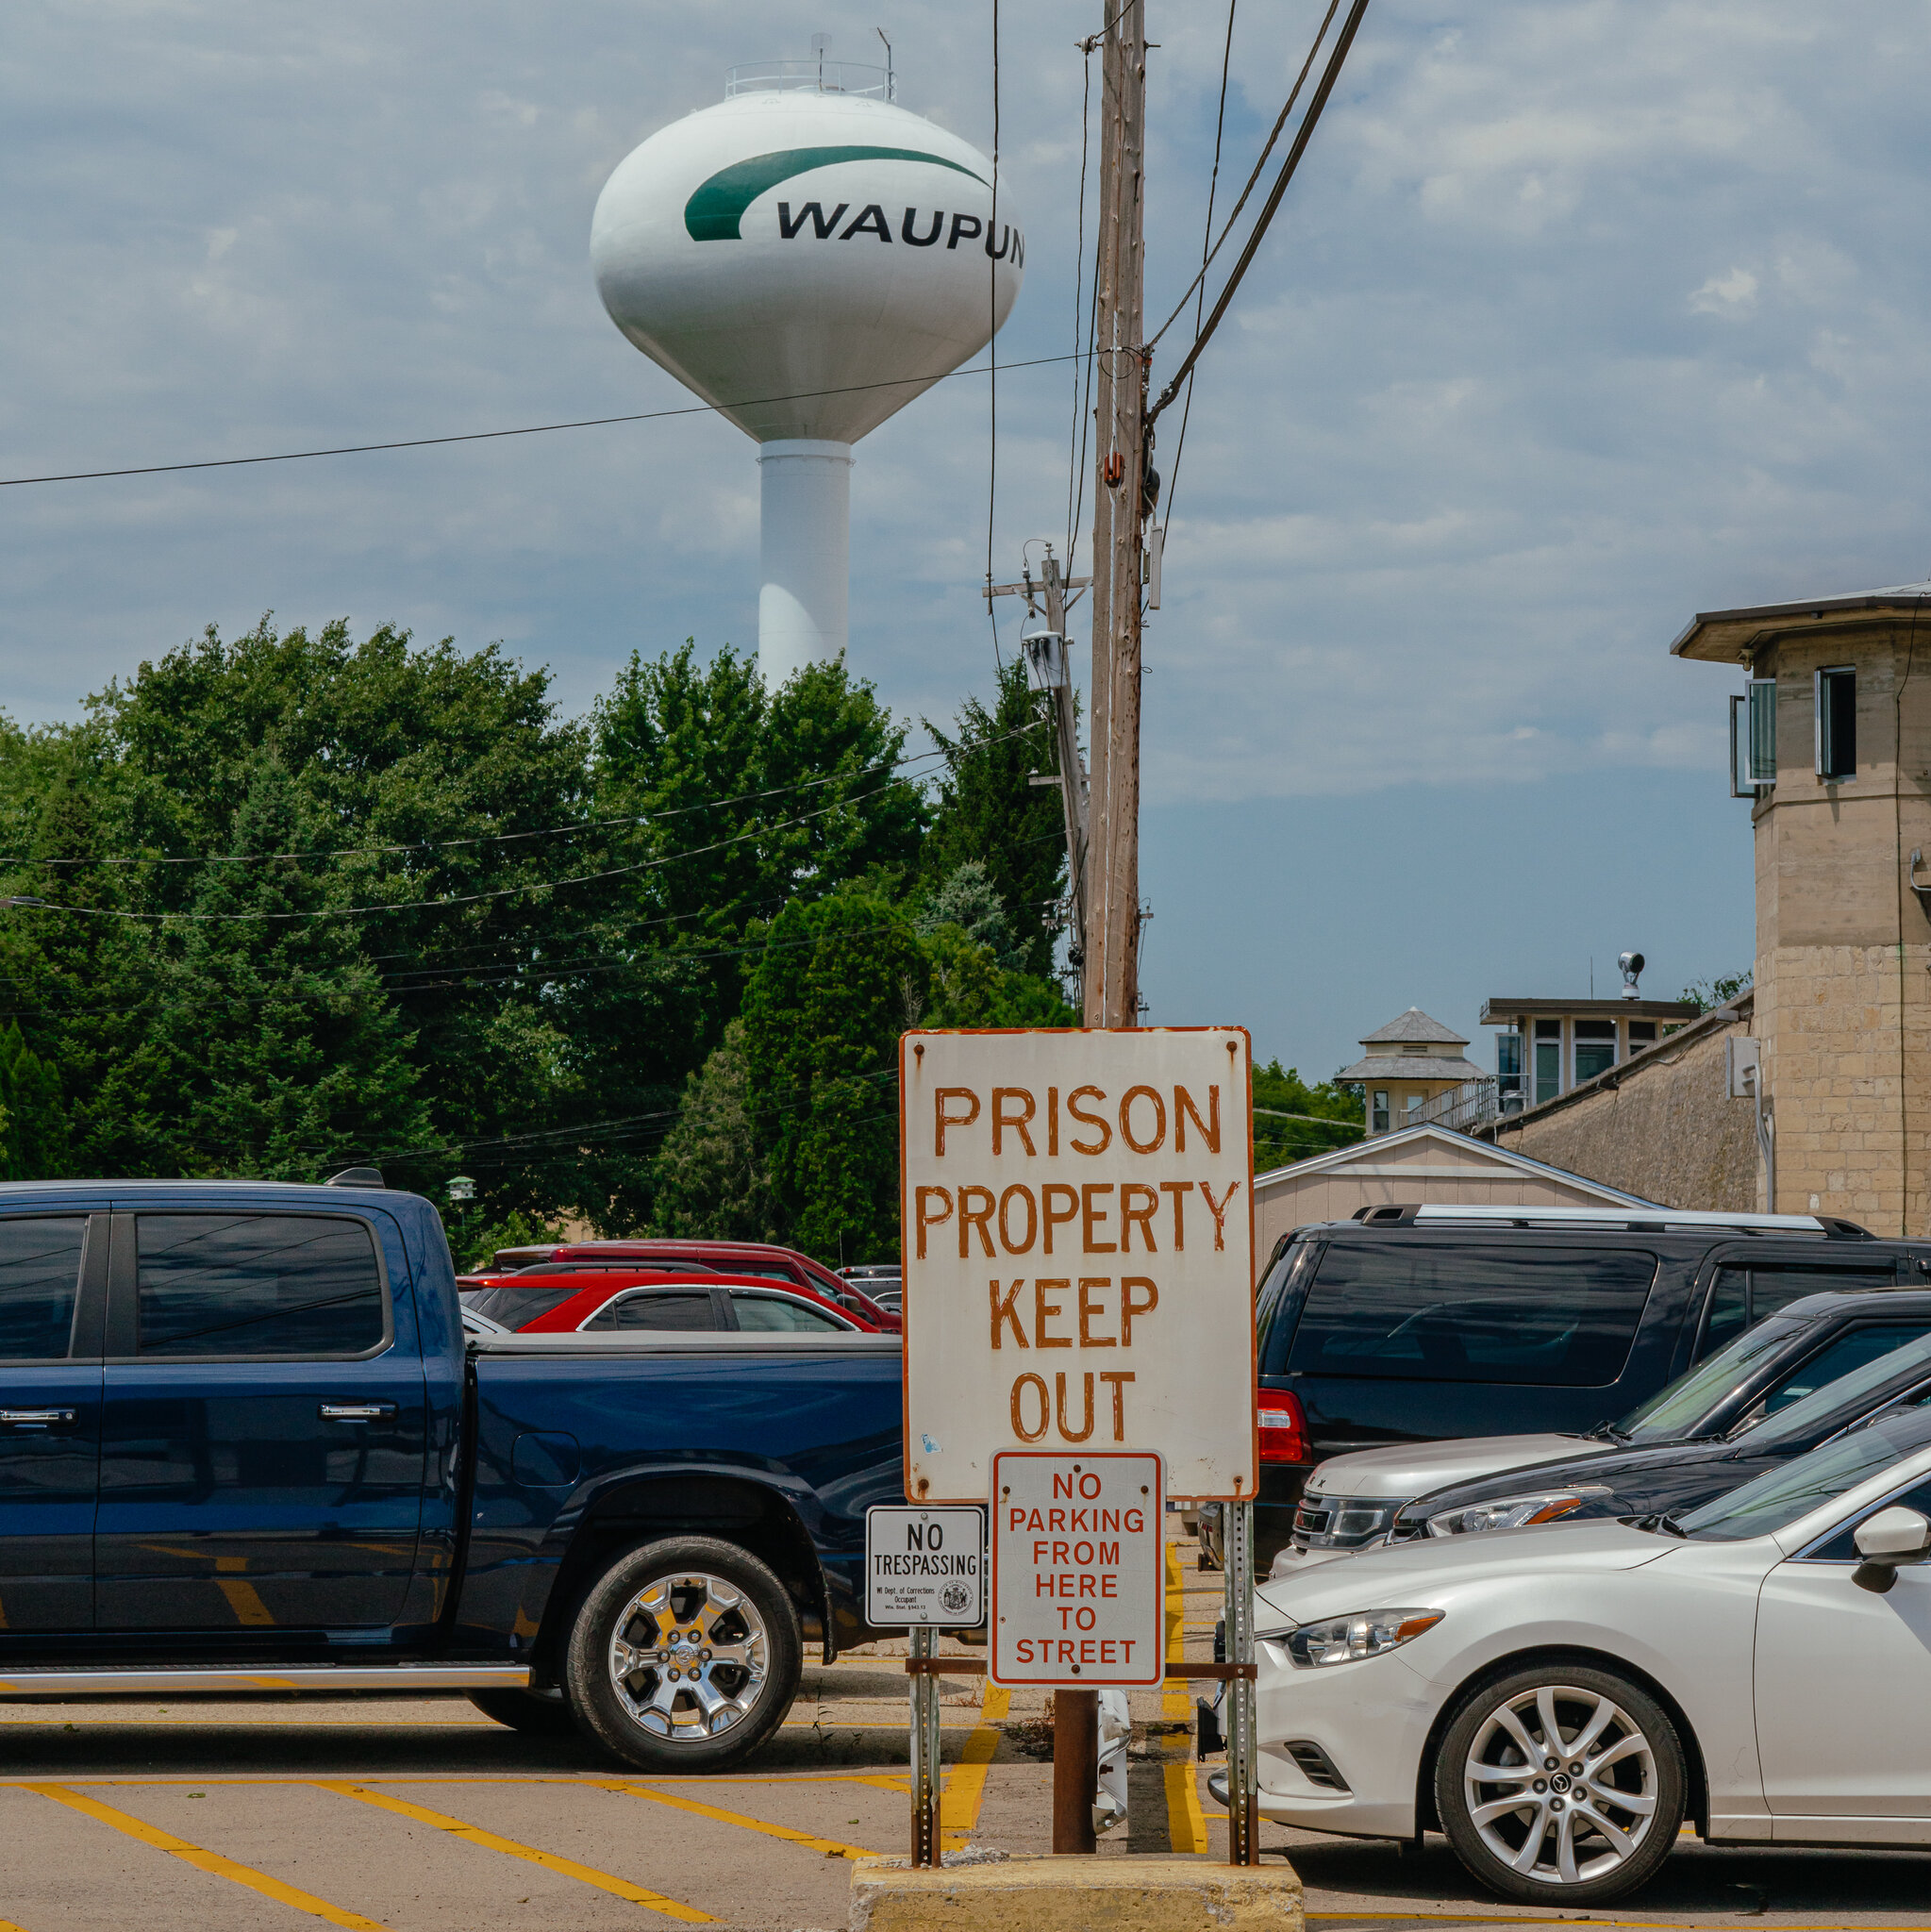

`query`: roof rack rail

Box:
[1386,1203,1870,1237]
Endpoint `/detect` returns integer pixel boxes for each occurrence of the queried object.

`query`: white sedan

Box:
[1252,1402,1931,1905]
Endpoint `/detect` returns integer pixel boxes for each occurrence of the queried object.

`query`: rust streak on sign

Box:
[899,1028,1257,1507]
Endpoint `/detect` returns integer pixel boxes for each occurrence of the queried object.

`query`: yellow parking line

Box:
[318,1783,710,1922]
[604,1782,875,1859]
[25,1784,390,1929]
[940,1683,1008,1848]
[1162,1761,1208,1855]
[1159,1539,1208,1853]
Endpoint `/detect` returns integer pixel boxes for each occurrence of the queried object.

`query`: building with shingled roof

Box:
[1339,1008,1486,1137]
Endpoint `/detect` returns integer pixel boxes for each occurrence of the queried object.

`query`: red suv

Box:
[488,1239,902,1332]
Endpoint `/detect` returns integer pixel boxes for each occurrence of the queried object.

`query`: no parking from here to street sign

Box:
[899,1026,1257,1507]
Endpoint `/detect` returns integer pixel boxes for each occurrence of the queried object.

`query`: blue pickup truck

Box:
[0,1178,904,1770]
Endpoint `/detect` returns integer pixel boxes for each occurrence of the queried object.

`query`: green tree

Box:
[923,660,1066,977]
[650,1019,776,1241]
[741,886,925,1263]
[153,754,432,1179]
[1679,970,1752,1013]
[1251,1058,1364,1173]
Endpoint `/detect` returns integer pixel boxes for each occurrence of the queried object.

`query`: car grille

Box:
[1290,1496,1404,1551]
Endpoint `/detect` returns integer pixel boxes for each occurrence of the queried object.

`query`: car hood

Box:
[1398,1437,1747,1526]
[1256,1517,1673,1624]
[1301,1434,1587,1501]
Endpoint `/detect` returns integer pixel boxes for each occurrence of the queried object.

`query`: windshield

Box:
[1738,1329,1931,1447]
[1678,1404,1931,1541]
[1614,1314,1811,1442]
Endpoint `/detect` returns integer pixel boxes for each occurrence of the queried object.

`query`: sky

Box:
[8,1,1929,1076]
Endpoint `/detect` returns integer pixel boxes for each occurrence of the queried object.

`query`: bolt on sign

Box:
[899,1027,1255,1504]
[990,1451,1162,1687]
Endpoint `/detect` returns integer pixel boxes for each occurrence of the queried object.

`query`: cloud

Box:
[4,0,1930,813]
[1690,267,1758,314]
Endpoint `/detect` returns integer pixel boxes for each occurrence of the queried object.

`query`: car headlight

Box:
[1424,1487,1610,1538]
[1279,1607,1443,1668]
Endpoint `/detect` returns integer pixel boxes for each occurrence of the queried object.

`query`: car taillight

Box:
[1257,1389,1307,1464]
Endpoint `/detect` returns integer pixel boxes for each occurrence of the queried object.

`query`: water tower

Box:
[591,54,1024,686]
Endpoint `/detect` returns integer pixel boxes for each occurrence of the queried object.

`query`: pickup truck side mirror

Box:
[1852,1506,1931,1594]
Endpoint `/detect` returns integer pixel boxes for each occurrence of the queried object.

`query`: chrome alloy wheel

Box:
[608,1571,770,1742]
[1462,1684,1659,1886]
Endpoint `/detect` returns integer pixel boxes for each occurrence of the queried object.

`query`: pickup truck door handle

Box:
[0,1408,77,1428]
[319,1402,396,1421]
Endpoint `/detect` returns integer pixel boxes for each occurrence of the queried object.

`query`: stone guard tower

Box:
[1674,577,1931,1232]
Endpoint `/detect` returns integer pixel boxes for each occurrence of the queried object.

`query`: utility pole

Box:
[987,551,1092,1003]
[1085,0,1150,1032]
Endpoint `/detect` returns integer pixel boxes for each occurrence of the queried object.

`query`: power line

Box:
[1148,0,1373,427]
[0,768,925,924]
[0,724,1033,871]
[1162,0,1238,539]
[986,0,1005,672]
[0,355,1090,492]
[1065,46,1096,562]
[1142,0,1342,356]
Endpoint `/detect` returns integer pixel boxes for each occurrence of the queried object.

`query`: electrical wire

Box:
[1142,0,1341,356]
[0,769,929,924]
[986,0,1004,671]
[0,723,1035,871]
[1162,0,1238,540]
[1148,0,1373,427]
[0,355,1090,492]
[1064,49,1095,564]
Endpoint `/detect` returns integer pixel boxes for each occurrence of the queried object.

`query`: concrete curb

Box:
[849,1853,1304,1932]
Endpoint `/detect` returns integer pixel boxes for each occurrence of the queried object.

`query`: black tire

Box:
[565,1535,802,1773]
[468,1687,579,1737]
[1434,1662,1686,1906]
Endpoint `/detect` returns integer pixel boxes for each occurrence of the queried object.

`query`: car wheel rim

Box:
[1463,1684,1658,1886]
[608,1572,770,1744]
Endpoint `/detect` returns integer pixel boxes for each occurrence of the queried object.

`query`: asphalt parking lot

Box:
[0,1524,1923,1932]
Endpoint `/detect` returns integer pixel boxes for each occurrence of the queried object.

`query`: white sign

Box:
[899,1027,1256,1503]
[864,1507,986,1628]
[990,1451,1162,1688]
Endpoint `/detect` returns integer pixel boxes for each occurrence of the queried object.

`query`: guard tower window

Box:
[1816,666,1856,782]
[1731,677,1777,794]
[1371,1090,1390,1133]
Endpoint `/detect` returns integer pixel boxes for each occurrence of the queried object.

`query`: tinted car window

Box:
[1287,1243,1657,1387]
[1702,1263,1897,1357]
[581,1291,716,1332]
[1744,1329,1931,1446]
[1682,1406,1931,1542]
[467,1283,583,1328]
[137,1215,385,1357]
[730,1292,845,1333]
[1616,1314,1811,1441]
[1759,1324,1931,1414]
[1804,1465,1931,1561]
[0,1218,87,1359]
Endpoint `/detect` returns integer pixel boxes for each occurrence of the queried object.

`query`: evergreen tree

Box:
[155,754,431,1180]
[923,660,1066,977]
[650,1019,775,1242]
[741,886,925,1263]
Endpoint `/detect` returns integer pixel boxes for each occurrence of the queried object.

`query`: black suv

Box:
[1249,1203,1931,1569]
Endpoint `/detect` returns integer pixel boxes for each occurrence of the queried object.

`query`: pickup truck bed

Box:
[0,1179,906,1772]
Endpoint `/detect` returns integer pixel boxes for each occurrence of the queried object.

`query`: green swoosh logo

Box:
[684,145,990,242]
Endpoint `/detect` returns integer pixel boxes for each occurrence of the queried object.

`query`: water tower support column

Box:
[757,439,853,686]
